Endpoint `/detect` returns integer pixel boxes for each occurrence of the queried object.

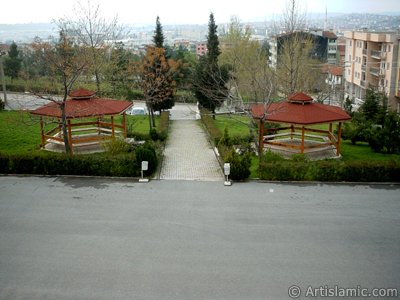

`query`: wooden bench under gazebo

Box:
[30,88,133,154]
[251,92,351,160]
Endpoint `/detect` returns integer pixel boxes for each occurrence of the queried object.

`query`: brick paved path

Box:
[160,120,223,181]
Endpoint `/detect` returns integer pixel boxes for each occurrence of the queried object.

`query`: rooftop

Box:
[252,93,351,125]
[31,89,133,118]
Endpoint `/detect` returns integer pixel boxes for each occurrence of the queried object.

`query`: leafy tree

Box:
[4,42,22,80]
[193,13,228,118]
[141,46,176,128]
[140,17,177,128]
[153,16,164,48]
[220,16,274,104]
[105,42,130,97]
[168,45,196,90]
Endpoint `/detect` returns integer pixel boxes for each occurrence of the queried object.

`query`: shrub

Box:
[262,150,285,162]
[134,142,158,175]
[218,127,232,147]
[102,139,132,155]
[0,151,145,177]
[258,159,400,182]
[224,149,251,180]
[128,132,151,141]
[149,128,159,141]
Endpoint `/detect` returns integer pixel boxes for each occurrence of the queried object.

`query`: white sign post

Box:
[139,161,149,183]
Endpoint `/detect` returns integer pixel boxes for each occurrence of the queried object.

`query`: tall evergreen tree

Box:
[4,42,22,80]
[206,13,220,67]
[193,13,228,118]
[153,16,165,48]
[361,89,380,122]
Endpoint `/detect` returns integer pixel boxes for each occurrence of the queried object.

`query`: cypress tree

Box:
[193,13,228,118]
[4,42,22,80]
[206,13,220,67]
[153,16,164,48]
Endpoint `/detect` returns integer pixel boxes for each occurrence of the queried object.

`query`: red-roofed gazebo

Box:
[30,88,133,154]
[252,92,351,159]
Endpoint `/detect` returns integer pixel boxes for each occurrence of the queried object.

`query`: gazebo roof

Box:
[31,89,133,118]
[69,88,96,99]
[251,93,351,125]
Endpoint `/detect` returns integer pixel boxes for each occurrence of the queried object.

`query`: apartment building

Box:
[344,31,400,111]
[269,30,337,68]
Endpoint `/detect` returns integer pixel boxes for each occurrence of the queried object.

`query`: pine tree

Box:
[362,89,380,122]
[4,42,22,80]
[153,16,164,48]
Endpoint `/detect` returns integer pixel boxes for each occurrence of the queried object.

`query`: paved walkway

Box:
[160,104,223,181]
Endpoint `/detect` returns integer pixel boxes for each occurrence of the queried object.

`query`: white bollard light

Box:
[139,161,149,182]
[224,163,232,186]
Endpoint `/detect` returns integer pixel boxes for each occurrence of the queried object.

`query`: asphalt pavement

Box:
[0,176,399,299]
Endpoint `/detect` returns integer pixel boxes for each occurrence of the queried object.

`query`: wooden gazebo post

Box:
[336,122,343,156]
[122,113,127,138]
[111,115,115,138]
[300,126,305,154]
[39,117,45,148]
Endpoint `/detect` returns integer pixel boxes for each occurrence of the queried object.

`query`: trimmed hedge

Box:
[199,107,222,144]
[259,159,400,182]
[0,142,159,177]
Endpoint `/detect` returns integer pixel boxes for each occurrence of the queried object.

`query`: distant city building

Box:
[173,39,191,50]
[323,64,344,106]
[196,42,207,58]
[336,37,346,66]
[344,31,400,112]
[269,30,337,68]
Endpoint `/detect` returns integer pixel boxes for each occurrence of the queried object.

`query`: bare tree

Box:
[32,23,88,155]
[274,0,321,97]
[67,0,122,95]
[217,17,276,154]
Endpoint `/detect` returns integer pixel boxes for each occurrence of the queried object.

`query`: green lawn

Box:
[341,140,400,162]
[126,115,160,135]
[212,115,400,163]
[0,111,43,154]
[214,114,252,137]
[0,111,159,155]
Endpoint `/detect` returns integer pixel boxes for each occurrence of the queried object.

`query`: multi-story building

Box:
[323,65,344,106]
[269,30,337,68]
[344,31,400,111]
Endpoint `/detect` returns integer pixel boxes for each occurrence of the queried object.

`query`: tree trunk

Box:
[60,102,72,155]
[95,69,101,96]
[150,108,155,128]
[146,101,153,129]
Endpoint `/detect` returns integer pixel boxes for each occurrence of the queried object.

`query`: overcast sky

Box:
[2,0,399,25]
